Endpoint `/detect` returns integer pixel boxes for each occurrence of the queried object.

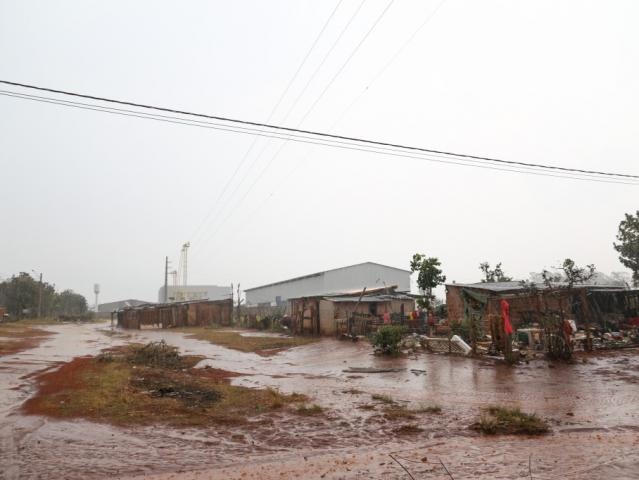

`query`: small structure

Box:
[446,281,639,332]
[245,262,411,306]
[96,299,151,319]
[288,286,416,336]
[116,299,233,329]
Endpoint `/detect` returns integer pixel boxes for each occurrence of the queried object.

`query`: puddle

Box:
[1,322,638,479]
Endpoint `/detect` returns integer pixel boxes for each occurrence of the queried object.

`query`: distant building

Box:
[158,285,231,303]
[97,299,151,313]
[244,262,411,306]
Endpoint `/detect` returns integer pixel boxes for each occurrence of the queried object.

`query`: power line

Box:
[196,0,405,248]
[331,0,448,128]
[2,88,637,186]
[189,0,345,245]
[212,0,450,248]
[192,0,372,248]
[297,0,396,126]
[1,79,636,181]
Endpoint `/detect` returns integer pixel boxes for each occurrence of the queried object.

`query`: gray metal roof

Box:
[326,294,414,303]
[447,281,626,293]
[245,261,411,292]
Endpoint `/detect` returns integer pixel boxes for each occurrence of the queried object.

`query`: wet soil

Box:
[1,322,639,479]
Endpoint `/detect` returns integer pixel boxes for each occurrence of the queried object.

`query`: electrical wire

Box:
[1,89,637,186]
[195,0,402,249]
[1,79,636,181]
[191,0,369,250]
[189,0,345,245]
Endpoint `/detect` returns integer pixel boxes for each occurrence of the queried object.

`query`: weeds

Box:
[127,340,184,368]
[24,341,310,427]
[393,424,423,435]
[295,404,324,416]
[371,394,395,404]
[471,406,549,435]
[382,404,442,420]
[370,325,408,354]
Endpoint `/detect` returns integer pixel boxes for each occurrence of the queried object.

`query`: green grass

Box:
[179,327,319,355]
[371,394,395,404]
[295,404,324,416]
[471,406,549,435]
[382,404,442,420]
[24,342,310,426]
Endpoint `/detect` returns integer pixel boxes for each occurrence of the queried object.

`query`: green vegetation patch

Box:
[295,404,324,416]
[382,404,442,420]
[471,406,550,435]
[370,325,408,354]
[24,341,308,426]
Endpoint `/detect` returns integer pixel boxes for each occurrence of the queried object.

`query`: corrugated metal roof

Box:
[244,262,411,291]
[447,281,626,293]
[326,294,414,303]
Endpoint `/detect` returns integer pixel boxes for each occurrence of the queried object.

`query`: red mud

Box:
[2,322,639,479]
[21,356,96,417]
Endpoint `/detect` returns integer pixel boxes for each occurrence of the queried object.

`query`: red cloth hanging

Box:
[500,299,513,335]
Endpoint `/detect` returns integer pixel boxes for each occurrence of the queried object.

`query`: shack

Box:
[116,299,233,329]
[288,286,416,336]
[446,281,639,332]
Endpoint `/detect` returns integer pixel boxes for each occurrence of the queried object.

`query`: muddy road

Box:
[1,322,638,479]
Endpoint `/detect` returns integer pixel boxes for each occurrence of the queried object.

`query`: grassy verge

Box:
[0,323,54,356]
[180,327,319,356]
[23,341,308,426]
[470,406,549,435]
[383,404,442,420]
[295,404,324,416]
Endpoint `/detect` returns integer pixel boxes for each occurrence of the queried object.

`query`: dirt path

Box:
[1,322,638,479]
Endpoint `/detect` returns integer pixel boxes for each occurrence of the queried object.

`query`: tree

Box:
[53,290,88,316]
[410,254,446,309]
[0,274,87,318]
[542,258,596,288]
[614,211,639,286]
[0,273,41,317]
[479,262,513,282]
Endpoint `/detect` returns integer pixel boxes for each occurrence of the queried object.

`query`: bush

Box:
[371,325,408,354]
[470,406,549,435]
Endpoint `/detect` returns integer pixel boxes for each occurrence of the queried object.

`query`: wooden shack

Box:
[116,299,233,329]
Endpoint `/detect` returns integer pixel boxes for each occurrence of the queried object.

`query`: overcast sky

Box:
[1,0,638,304]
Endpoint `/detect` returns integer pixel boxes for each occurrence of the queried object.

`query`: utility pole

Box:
[236,283,242,325]
[181,242,190,287]
[37,273,42,318]
[164,256,169,303]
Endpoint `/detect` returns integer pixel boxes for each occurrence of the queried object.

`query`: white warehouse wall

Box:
[158,285,231,303]
[245,262,410,305]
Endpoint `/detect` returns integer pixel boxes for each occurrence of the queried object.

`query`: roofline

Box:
[445,282,627,293]
[245,262,411,292]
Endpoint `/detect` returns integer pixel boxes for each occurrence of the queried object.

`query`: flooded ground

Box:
[1,322,638,479]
